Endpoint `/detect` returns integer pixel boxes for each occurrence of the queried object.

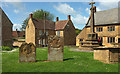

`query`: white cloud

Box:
[85,8,90,14]
[71,14,88,25]
[13,9,19,14]
[96,0,119,11]
[54,3,88,26]
[53,3,75,15]
[13,24,22,31]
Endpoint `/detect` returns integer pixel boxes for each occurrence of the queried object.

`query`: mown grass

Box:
[2,47,118,72]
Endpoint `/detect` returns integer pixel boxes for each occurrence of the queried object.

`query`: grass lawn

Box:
[2,47,119,72]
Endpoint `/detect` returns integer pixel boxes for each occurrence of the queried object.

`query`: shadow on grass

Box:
[63,58,74,61]
[36,58,74,62]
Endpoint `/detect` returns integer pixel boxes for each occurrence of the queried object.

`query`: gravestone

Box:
[48,35,64,61]
[19,42,36,63]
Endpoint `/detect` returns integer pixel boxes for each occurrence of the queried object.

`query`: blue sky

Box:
[1,1,119,31]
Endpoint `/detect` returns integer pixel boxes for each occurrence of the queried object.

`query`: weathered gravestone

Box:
[48,35,64,61]
[19,42,36,63]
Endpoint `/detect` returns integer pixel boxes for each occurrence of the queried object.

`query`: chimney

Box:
[67,15,71,20]
[29,13,33,18]
[56,17,59,21]
[93,6,96,12]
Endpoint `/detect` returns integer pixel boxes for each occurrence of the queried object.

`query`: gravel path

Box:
[70,49,93,52]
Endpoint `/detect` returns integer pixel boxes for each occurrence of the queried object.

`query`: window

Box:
[113,26,115,31]
[39,30,42,35]
[96,28,99,32]
[46,31,48,35]
[41,39,43,45]
[57,31,60,36]
[107,26,115,31]
[88,34,91,38]
[79,39,83,42]
[107,37,115,43]
[107,27,109,31]
[108,37,109,43]
[101,28,103,32]
[110,27,112,31]
[96,27,103,32]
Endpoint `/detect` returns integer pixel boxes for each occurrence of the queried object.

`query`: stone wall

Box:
[64,20,76,45]
[25,18,36,46]
[2,9,13,47]
[94,47,120,63]
[48,35,64,61]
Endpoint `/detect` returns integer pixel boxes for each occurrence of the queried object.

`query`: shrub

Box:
[1,46,13,51]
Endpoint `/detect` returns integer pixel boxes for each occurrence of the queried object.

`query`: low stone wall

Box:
[94,47,120,63]
[13,41,25,47]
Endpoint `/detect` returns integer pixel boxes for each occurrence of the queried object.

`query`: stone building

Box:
[76,8,120,47]
[0,8,13,47]
[25,14,76,47]
[55,15,76,45]
[12,29,25,38]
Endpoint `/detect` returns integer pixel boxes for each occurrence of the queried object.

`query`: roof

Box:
[32,18,55,30]
[55,20,68,30]
[87,8,120,26]
[31,18,69,30]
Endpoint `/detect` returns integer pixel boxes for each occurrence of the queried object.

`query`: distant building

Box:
[55,15,76,45]
[76,8,120,47]
[0,8,13,47]
[12,29,25,38]
[25,14,76,47]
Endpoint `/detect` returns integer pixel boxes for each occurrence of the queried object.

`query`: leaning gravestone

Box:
[48,35,64,61]
[19,42,36,63]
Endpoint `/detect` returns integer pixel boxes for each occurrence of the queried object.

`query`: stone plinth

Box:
[19,42,36,63]
[79,33,99,50]
[48,35,64,61]
[94,47,120,63]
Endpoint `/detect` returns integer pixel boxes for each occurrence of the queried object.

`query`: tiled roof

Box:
[32,18,69,30]
[32,18,55,30]
[55,20,68,30]
[87,8,120,26]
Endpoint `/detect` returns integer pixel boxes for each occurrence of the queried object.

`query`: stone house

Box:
[0,8,13,47]
[26,14,76,47]
[55,15,76,45]
[76,8,120,47]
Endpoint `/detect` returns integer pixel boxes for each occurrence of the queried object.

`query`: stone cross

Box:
[48,35,64,61]
[89,0,95,33]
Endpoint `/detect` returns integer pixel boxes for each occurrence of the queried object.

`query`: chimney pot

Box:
[56,17,59,21]
[29,13,33,18]
[68,15,71,20]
